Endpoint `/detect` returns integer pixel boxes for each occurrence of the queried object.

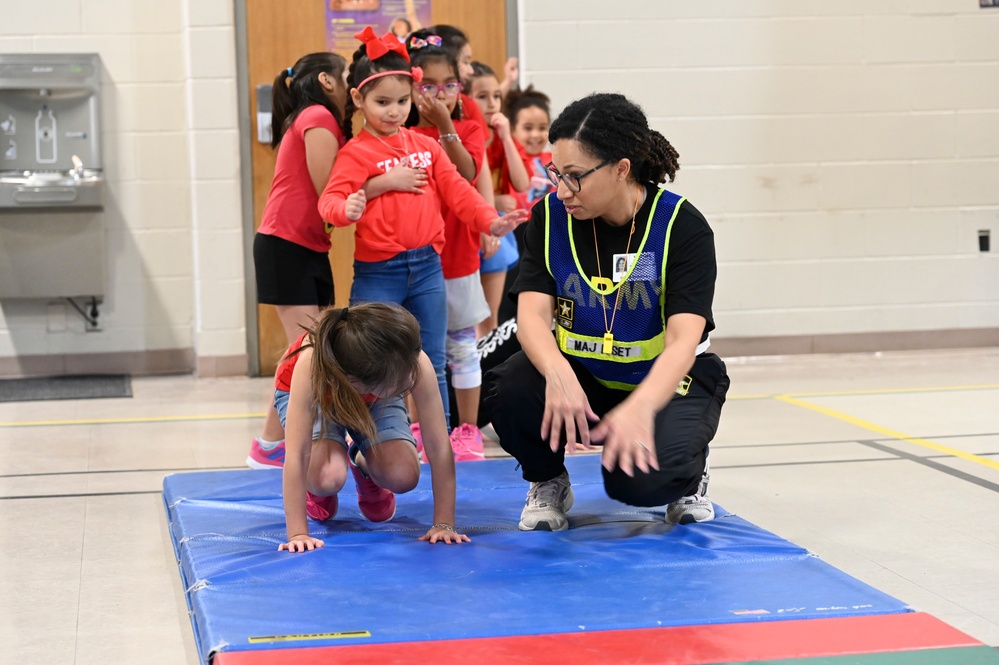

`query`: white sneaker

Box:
[666,472,715,525]
[518,471,574,531]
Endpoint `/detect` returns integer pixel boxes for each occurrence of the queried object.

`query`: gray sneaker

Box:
[666,472,715,525]
[518,471,574,531]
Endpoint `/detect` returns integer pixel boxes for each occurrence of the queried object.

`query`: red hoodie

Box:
[318,127,496,263]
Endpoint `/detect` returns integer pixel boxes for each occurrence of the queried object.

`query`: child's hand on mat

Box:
[279,535,325,553]
[418,524,471,545]
[489,208,529,238]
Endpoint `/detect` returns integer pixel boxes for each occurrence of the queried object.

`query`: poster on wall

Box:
[326,0,433,57]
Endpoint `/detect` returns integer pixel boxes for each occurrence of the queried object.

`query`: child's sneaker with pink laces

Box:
[411,422,426,462]
[306,492,337,521]
[349,462,396,522]
[450,423,485,462]
[246,438,285,469]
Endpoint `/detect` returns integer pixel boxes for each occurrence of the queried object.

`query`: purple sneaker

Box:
[246,438,285,469]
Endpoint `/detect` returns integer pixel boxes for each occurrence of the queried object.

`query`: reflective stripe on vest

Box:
[544,188,685,390]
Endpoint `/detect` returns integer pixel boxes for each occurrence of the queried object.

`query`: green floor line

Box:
[716,645,999,665]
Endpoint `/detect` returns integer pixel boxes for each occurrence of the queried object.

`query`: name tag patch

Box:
[564,334,641,358]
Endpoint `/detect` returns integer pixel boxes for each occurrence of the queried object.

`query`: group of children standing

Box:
[248,25,556,551]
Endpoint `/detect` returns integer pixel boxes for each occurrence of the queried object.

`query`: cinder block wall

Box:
[0,0,245,376]
[521,1,999,354]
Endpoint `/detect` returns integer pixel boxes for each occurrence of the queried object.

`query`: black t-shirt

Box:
[510,183,716,342]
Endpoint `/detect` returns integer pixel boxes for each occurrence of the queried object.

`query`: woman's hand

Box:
[590,397,659,477]
[418,524,472,544]
[278,534,326,553]
[382,157,428,194]
[345,189,367,221]
[416,90,453,130]
[489,208,529,237]
[542,362,599,453]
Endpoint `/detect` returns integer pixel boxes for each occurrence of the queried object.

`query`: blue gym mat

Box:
[163,456,911,663]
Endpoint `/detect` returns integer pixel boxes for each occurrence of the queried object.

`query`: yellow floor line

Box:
[0,413,265,428]
[775,394,999,472]
[782,383,999,399]
[727,383,999,401]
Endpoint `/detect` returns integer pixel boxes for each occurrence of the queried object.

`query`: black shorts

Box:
[253,233,334,306]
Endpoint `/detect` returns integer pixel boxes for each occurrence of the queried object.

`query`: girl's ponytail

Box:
[306,304,423,447]
[310,308,379,445]
[341,46,367,140]
[641,130,680,184]
[270,52,348,148]
[549,93,681,186]
[270,68,294,148]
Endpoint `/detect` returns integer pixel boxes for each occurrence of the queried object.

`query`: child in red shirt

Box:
[275,304,470,552]
[468,61,530,337]
[406,30,490,462]
[317,28,527,450]
[248,52,349,471]
[507,86,556,212]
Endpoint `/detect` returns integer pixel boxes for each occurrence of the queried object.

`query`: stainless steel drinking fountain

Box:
[0,54,106,311]
[0,53,104,210]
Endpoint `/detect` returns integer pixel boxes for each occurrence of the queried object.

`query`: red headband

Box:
[357,67,424,91]
[355,26,410,63]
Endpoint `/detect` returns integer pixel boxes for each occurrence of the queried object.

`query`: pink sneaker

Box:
[306,492,338,521]
[349,462,396,522]
[450,423,486,462]
[411,422,427,463]
[246,438,285,469]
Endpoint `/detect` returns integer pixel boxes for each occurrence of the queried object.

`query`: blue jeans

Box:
[273,389,416,453]
[350,245,450,425]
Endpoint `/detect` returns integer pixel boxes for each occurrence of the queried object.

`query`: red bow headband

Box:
[355,26,410,62]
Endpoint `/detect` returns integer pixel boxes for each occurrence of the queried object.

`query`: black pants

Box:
[483,351,729,507]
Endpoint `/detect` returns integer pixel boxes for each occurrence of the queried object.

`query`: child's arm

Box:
[279,348,325,553]
[432,143,530,239]
[362,157,428,198]
[475,154,495,207]
[489,114,530,192]
[499,57,519,98]
[318,149,371,227]
[303,127,340,195]
[411,351,471,544]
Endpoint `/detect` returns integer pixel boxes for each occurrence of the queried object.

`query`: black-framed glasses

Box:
[544,159,612,193]
[416,82,462,97]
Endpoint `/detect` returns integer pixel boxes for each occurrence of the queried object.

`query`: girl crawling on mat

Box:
[276,303,470,552]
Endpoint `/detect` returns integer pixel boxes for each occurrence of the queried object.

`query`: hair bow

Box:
[408,35,443,50]
[355,25,410,62]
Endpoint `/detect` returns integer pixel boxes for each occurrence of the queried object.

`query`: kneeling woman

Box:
[484,93,729,531]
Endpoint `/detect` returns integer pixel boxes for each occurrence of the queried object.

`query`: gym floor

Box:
[2,346,997,664]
